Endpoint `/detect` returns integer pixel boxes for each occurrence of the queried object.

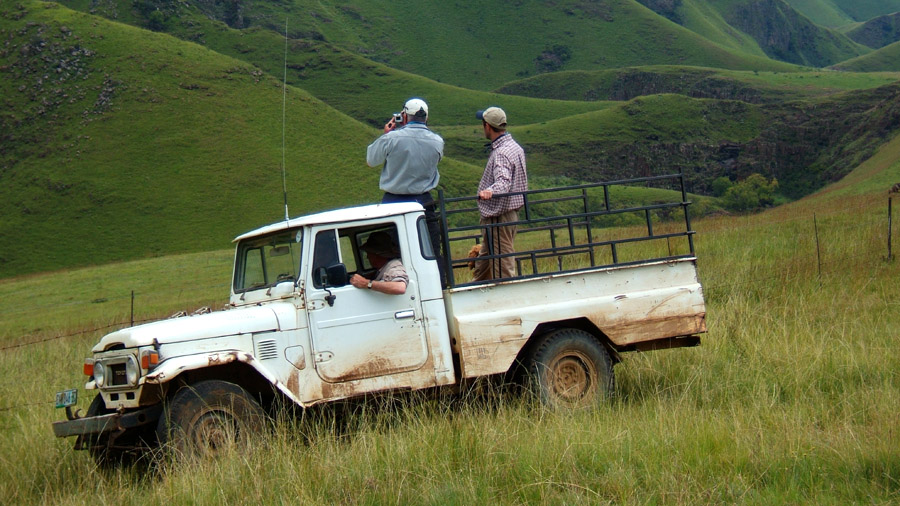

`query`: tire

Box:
[156,380,265,458]
[528,328,615,409]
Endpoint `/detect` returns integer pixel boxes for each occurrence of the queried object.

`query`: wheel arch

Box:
[520,318,621,366]
[148,352,295,407]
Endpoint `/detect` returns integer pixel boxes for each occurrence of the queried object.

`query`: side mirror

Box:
[316,264,347,308]
[319,263,348,287]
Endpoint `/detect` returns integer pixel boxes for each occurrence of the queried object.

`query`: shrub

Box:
[722,173,778,212]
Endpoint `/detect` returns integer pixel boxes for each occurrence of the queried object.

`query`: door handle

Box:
[394,310,415,320]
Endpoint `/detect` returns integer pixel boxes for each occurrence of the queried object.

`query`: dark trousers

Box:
[382,192,447,287]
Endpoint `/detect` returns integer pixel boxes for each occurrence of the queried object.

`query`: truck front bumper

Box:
[52,404,163,438]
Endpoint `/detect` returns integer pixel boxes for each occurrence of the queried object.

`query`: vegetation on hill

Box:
[3,1,900,279]
[0,2,481,278]
[638,0,869,67]
[494,65,900,102]
[831,41,900,72]
[783,0,900,27]
[846,12,900,49]
[634,0,769,57]
[444,81,900,199]
[58,0,799,90]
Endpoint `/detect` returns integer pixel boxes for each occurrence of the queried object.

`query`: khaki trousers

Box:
[473,209,519,281]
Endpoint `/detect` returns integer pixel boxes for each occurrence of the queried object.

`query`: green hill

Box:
[443,82,900,198]
[846,12,900,49]
[493,66,900,102]
[58,0,798,91]
[831,41,900,72]
[638,0,869,67]
[0,2,481,278]
[783,0,900,27]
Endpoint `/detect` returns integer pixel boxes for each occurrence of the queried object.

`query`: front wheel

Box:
[528,328,614,409]
[156,380,265,458]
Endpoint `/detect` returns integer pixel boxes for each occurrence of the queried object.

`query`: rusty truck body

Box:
[53,174,706,462]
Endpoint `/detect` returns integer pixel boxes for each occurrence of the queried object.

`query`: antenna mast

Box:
[281,18,290,221]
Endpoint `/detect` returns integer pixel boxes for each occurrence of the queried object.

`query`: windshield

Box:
[233,229,302,293]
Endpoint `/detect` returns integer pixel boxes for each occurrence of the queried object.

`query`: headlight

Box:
[94,361,105,387]
[126,356,139,386]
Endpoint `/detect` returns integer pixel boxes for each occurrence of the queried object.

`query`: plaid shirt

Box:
[477,134,528,217]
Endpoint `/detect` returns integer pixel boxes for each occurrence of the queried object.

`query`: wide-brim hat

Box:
[360,231,399,258]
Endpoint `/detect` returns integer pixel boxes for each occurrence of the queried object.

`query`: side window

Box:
[417,216,435,260]
[312,230,339,288]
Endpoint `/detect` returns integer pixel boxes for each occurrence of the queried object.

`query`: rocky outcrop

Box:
[532,83,900,198]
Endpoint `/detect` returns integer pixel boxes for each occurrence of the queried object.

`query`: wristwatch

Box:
[367,280,373,289]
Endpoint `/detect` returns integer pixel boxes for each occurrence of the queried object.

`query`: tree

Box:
[722,173,778,211]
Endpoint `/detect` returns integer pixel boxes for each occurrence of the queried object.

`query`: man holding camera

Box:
[366,98,446,285]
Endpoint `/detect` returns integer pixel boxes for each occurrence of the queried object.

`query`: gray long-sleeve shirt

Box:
[366,122,444,195]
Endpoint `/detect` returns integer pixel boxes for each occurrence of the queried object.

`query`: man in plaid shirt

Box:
[473,106,528,281]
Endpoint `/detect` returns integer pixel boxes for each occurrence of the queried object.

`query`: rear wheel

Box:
[156,380,265,458]
[528,328,614,409]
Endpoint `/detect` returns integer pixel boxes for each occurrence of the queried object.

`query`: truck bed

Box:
[445,258,706,379]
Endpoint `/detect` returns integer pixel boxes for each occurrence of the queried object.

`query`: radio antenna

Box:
[281,17,290,221]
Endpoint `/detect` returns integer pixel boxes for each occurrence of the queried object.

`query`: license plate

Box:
[55,389,77,409]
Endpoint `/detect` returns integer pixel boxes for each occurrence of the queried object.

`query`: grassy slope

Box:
[493,65,900,102]
[665,0,769,56]
[709,0,869,67]
[845,13,900,49]
[165,23,613,128]
[0,2,481,278]
[0,122,897,504]
[831,41,900,72]
[784,0,900,26]
[59,0,799,91]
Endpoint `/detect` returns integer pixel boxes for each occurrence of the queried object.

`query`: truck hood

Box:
[92,303,298,352]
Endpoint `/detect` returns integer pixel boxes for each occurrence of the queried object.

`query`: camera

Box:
[392,112,404,124]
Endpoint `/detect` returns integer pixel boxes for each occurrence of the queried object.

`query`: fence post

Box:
[889,197,893,261]
[814,214,821,277]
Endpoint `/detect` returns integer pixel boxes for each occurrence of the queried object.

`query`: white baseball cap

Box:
[403,98,428,118]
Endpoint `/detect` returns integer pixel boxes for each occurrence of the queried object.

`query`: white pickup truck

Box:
[53,175,706,462]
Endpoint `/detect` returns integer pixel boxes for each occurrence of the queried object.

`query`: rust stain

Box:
[286,369,301,397]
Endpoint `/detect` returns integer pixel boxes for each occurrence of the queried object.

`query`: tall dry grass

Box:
[0,189,897,504]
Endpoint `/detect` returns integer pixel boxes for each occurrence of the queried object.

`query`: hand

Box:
[478,189,493,200]
[350,273,369,289]
[384,118,397,134]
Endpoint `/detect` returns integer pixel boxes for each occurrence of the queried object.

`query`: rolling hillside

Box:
[3,1,900,279]
[0,2,481,278]
[58,0,798,91]
[638,0,869,67]
[493,65,900,102]
[784,0,900,27]
[831,40,900,72]
[846,12,900,49]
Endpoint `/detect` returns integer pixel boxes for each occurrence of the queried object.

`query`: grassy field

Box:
[1,135,897,503]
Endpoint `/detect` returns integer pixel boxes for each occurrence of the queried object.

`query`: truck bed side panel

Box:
[445,259,706,378]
